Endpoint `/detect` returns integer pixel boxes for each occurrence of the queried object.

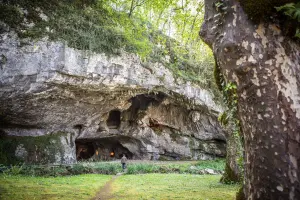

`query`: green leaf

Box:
[295,28,300,38]
[275,3,295,12]
[293,9,300,21]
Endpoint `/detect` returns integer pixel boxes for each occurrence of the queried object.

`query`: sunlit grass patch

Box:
[111,174,239,200]
[0,174,111,200]
[0,173,239,200]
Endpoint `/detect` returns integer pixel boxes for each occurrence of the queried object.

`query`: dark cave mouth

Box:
[106,110,121,129]
[75,136,136,161]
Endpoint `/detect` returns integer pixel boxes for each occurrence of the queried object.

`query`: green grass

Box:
[0,174,111,200]
[0,174,239,200]
[112,174,239,200]
[195,159,225,170]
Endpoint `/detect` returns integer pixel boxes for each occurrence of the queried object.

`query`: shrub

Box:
[0,160,226,177]
[2,164,24,176]
[93,163,121,174]
[195,159,225,171]
[276,2,300,38]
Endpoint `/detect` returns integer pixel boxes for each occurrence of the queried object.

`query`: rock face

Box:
[0,31,225,164]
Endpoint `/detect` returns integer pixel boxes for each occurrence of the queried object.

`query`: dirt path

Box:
[93,173,122,200]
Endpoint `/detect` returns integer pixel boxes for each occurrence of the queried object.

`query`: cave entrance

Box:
[75,136,137,161]
[107,110,121,129]
[76,141,95,161]
[95,137,134,160]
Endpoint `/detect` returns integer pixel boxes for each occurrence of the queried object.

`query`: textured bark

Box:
[200,0,300,199]
[221,123,242,184]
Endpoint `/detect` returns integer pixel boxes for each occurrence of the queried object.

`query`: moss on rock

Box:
[0,0,127,55]
[220,162,240,184]
[0,4,24,30]
[0,133,71,165]
[213,58,224,92]
[0,0,221,101]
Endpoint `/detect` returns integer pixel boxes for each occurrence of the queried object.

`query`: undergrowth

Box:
[0,160,225,177]
[276,2,300,38]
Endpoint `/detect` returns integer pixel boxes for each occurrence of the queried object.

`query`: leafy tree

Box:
[276,2,300,38]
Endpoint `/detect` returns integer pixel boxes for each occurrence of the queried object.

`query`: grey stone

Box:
[0,32,226,164]
[204,168,217,175]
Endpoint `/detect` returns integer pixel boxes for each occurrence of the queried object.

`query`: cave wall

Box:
[0,132,76,165]
[0,31,226,164]
[70,93,226,161]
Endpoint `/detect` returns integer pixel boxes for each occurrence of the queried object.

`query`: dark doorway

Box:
[75,136,140,161]
[107,110,121,129]
[94,137,134,159]
[75,141,95,161]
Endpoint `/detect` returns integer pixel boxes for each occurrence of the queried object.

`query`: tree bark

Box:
[200,0,300,199]
[128,0,135,17]
[220,122,242,184]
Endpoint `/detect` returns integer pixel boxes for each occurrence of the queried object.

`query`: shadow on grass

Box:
[0,185,7,199]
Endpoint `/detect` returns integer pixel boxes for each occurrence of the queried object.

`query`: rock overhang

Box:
[0,31,226,164]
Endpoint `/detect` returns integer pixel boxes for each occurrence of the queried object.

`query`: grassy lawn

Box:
[111,174,239,200]
[0,174,111,200]
[0,173,239,200]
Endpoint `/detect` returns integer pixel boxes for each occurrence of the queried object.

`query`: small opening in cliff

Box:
[74,124,83,130]
[95,137,134,159]
[75,136,141,161]
[127,92,167,124]
[107,110,121,129]
[76,141,95,161]
[149,118,163,132]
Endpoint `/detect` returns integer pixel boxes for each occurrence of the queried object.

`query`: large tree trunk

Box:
[200,0,300,199]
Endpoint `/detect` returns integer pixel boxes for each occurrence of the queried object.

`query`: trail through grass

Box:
[0,171,239,200]
[111,174,239,200]
[0,174,111,200]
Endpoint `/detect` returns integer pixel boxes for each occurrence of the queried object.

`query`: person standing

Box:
[121,154,127,171]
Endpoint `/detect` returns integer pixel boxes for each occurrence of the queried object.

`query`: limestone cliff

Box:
[0,30,225,164]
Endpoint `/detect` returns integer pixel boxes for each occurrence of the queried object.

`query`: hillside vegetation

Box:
[0,0,220,101]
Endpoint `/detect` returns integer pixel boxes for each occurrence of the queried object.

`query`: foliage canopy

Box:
[276,2,300,38]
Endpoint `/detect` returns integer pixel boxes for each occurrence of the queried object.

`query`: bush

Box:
[195,159,225,171]
[127,164,159,174]
[2,164,24,176]
[276,2,300,38]
[0,160,226,177]
[93,163,121,174]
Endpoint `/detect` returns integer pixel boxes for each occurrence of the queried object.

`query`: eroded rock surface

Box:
[0,32,225,164]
